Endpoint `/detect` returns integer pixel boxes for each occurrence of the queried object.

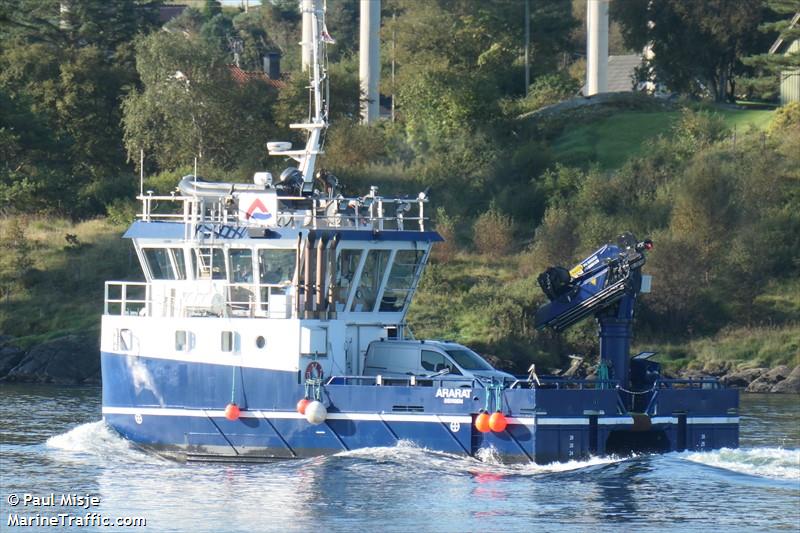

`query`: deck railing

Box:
[137,190,429,232]
[104,280,294,319]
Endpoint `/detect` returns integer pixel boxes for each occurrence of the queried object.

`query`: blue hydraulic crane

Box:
[535,232,654,391]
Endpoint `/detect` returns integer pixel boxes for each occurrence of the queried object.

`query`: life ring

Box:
[305,361,324,381]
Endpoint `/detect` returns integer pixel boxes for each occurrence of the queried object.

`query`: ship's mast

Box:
[270,0,328,194]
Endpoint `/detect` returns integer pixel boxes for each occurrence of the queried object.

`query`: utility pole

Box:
[359,0,380,124]
[586,0,609,96]
[524,0,530,96]
[391,11,396,122]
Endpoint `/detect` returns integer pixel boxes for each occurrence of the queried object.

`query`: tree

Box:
[122,30,279,172]
[743,0,800,95]
[0,0,161,216]
[612,0,771,102]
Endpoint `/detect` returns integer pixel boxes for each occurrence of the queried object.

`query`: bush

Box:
[473,205,513,255]
[518,73,579,114]
[768,101,800,135]
[432,207,458,262]
[671,108,729,154]
[0,217,33,297]
[105,199,138,227]
[321,120,388,172]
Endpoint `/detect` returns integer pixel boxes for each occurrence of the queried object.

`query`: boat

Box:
[100,5,739,464]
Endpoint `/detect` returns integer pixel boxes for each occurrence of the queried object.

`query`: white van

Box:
[362,340,514,382]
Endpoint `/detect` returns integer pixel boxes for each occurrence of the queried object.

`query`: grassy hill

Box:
[0,218,134,347]
[551,107,774,169]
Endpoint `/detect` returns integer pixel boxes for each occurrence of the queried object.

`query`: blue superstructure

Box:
[99,4,738,464]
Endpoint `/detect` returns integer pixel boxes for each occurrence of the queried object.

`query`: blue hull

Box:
[102,352,739,464]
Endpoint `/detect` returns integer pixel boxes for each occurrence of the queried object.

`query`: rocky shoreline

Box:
[0,335,100,385]
[1,334,798,392]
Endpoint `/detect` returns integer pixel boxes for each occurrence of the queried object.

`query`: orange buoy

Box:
[489,411,507,432]
[296,398,310,414]
[224,403,240,421]
[475,411,491,433]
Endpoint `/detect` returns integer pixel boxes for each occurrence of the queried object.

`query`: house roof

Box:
[769,12,800,55]
[580,54,643,95]
[158,5,187,24]
[228,65,285,89]
[607,54,642,92]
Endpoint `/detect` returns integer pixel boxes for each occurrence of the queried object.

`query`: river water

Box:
[0,385,797,532]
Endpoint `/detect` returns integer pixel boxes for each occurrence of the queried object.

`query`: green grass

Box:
[717,108,775,132]
[552,111,680,169]
[641,324,800,373]
[0,217,136,347]
[551,107,775,169]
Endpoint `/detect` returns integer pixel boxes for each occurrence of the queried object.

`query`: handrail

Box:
[135,191,430,231]
[104,280,292,319]
[325,374,482,388]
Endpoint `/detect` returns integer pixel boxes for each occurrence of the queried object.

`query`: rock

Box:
[771,365,800,394]
[2,334,99,384]
[720,367,766,388]
[0,336,26,378]
[562,356,587,379]
[679,368,708,380]
[746,365,791,393]
[701,360,732,377]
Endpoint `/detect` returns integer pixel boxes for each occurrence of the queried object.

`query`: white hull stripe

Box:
[102,407,739,426]
[102,406,471,424]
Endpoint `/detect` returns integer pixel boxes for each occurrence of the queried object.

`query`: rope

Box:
[616,384,657,395]
[483,381,506,412]
[230,365,237,404]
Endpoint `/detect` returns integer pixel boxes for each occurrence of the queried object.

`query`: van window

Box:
[421,350,461,375]
[351,249,390,312]
[445,348,493,371]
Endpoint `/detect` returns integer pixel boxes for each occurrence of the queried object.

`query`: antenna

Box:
[139,149,144,196]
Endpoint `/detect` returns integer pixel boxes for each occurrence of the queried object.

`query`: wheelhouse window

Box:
[230,249,254,283]
[333,249,362,311]
[351,249,390,312]
[380,250,425,312]
[143,248,176,280]
[258,249,295,285]
[191,248,226,280]
[171,248,187,279]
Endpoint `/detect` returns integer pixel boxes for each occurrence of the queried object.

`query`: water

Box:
[1,386,798,532]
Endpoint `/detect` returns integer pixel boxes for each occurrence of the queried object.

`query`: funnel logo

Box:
[246,198,272,221]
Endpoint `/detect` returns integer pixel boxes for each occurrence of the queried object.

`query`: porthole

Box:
[256,336,266,349]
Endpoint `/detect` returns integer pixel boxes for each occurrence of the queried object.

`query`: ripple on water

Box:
[680,446,800,481]
[45,421,163,465]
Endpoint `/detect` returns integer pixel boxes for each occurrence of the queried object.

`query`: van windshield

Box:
[445,348,494,371]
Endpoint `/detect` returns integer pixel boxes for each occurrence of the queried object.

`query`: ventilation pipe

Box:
[359,0,380,123]
[586,0,609,96]
[326,234,340,314]
[294,234,303,316]
[315,236,326,314]
[303,234,315,317]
